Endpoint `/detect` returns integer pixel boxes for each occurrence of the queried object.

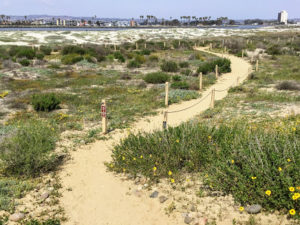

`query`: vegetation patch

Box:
[31,93,61,112]
[144,72,170,84]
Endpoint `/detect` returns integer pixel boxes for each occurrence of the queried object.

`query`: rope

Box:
[215,86,231,92]
[167,92,211,114]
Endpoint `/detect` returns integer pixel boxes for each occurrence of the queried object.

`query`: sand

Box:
[59,47,252,225]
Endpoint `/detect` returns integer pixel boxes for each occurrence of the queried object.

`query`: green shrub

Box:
[171,81,189,89]
[31,93,61,112]
[61,54,83,65]
[141,49,151,55]
[197,58,231,75]
[40,46,52,55]
[161,89,200,104]
[172,75,182,82]
[181,69,192,76]
[161,61,178,72]
[127,60,141,68]
[144,72,170,84]
[109,118,300,217]
[266,45,282,55]
[0,120,59,177]
[135,55,146,64]
[149,55,159,62]
[62,45,86,55]
[19,59,30,67]
[36,53,45,60]
[276,81,300,91]
[114,51,125,63]
[25,219,60,225]
[179,61,189,68]
[17,48,36,59]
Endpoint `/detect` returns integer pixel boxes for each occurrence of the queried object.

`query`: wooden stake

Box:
[242,50,244,58]
[178,40,181,47]
[163,110,168,129]
[101,100,107,134]
[136,42,138,50]
[256,60,259,72]
[215,65,219,78]
[210,43,212,50]
[199,72,203,91]
[210,89,215,109]
[114,44,117,51]
[164,41,166,48]
[224,46,227,53]
[144,43,147,49]
[165,82,169,107]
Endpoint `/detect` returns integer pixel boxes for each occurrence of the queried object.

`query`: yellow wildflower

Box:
[168,171,173,176]
[122,156,125,161]
[287,159,291,162]
[292,193,300,200]
[149,154,152,158]
[133,157,136,161]
[176,139,180,143]
[231,160,235,164]
[153,167,157,172]
[297,186,300,190]
[208,136,212,140]
[289,209,296,216]
[251,177,257,180]
[278,167,282,172]
[110,164,114,168]
[289,187,295,192]
[239,206,244,212]
[170,178,175,183]
[265,190,271,196]
[292,127,296,132]
[140,155,143,159]
[123,168,126,172]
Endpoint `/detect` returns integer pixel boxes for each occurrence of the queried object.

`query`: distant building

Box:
[130,20,136,27]
[278,10,288,25]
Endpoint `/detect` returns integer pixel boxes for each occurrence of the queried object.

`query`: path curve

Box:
[59,47,252,225]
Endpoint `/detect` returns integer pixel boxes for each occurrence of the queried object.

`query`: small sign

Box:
[101,104,106,118]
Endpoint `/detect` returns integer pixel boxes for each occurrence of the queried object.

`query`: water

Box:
[0,25,268,32]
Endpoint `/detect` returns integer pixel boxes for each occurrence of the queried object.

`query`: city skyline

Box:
[0,0,299,19]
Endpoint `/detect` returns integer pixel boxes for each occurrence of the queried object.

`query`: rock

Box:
[159,196,168,203]
[143,183,149,188]
[40,191,50,201]
[9,212,25,222]
[246,204,262,214]
[150,191,159,198]
[47,187,54,192]
[184,216,193,224]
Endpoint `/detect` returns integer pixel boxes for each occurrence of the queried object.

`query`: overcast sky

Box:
[0,0,299,19]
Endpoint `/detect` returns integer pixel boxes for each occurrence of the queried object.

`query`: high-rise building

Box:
[278,10,288,25]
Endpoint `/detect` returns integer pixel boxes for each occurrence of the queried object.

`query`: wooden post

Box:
[136,42,138,50]
[210,89,215,109]
[199,72,203,91]
[165,82,169,107]
[256,60,259,72]
[144,43,147,49]
[163,111,168,129]
[277,37,280,43]
[215,65,219,78]
[210,43,212,50]
[237,76,240,85]
[114,44,117,51]
[101,100,107,134]
[246,40,249,44]
[164,41,166,48]
[242,50,244,58]
[224,46,227,53]
[178,40,181,47]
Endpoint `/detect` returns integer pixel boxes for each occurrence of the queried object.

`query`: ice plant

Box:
[168,171,173,176]
[170,178,175,183]
[289,187,295,192]
[289,209,296,216]
[265,190,271,196]
[278,167,282,172]
[251,177,257,180]
[239,206,244,212]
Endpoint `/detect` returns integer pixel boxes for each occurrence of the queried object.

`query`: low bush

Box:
[109,118,300,217]
[40,46,52,55]
[179,62,189,68]
[114,51,125,63]
[19,59,30,67]
[171,81,189,90]
[9,46,36,59]
[144,72,170,84]
[197,58,231,75]
[31,93,61,112]
[127,60,141,68]
[276,81,300,91]
[172,75,182,82]
[141,49,151,55]
[149,55,159,62]
[36,53,45,60]
[161,61,178,72]
[161,89,200,104]
[62,45,86,55]
[135,55,146,64]
[0,120,59,177]
[61,54,83,65]
[266,45,282,55]
[181,69,192,76]
[25,219,61,225]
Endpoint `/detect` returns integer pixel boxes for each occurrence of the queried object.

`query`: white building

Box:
[278,10,288,25]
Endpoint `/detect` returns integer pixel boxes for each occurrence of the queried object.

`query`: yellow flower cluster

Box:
[57,113,69,121]
[0,91,9,98]
[289,209,296,216]
[265,190,271,196]
[292,193,300,200]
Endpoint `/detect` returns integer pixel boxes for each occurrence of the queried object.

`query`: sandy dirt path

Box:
[59,47,252,225]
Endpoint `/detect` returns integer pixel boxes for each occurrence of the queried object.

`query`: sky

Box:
[0,0,299,19]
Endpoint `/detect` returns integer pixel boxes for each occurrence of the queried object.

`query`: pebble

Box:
[184,216,193,224]
[159,196,168,203]
[40,192,50,201]
[246,204,262,214]
[150,191,159,198]
[9,213,25,222]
